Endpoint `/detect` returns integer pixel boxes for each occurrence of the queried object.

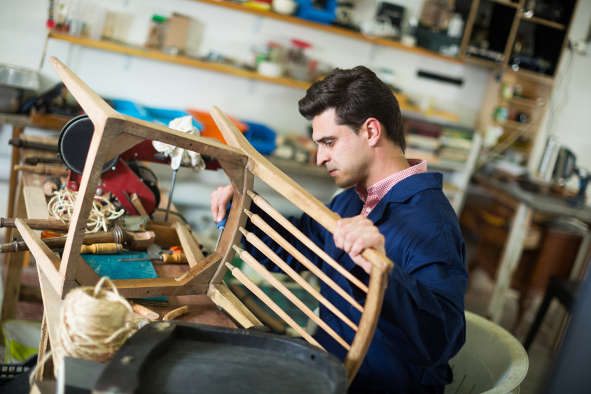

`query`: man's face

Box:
[312,108,370,189]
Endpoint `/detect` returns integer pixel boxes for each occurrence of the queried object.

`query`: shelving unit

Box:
[460,0,579,166]
[47,32,311,90]
[47,31,465,124]
[522,15,566,30]
[44,2,486,212]
[193,0,463,64]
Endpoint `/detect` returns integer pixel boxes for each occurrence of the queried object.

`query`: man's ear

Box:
[364,118,382,147]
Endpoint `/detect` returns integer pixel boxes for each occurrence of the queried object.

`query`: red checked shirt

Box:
[356,159,427,217]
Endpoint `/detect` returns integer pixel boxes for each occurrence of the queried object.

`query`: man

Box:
[210,66,467,393]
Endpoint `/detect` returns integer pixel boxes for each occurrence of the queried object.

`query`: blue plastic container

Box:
[243,121,277,155]
[110,99,202,131]
[294,0,337,25]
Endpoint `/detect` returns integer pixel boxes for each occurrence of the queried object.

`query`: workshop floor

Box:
[465,267,559,394]
[2,263,562,393]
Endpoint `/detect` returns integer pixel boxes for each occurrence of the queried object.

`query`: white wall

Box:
[529,0,591,194]
[1,0,489,130]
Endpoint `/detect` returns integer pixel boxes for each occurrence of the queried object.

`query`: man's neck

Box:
[359,145,409,190]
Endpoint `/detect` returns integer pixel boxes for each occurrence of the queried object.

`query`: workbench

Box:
[473,173,591,324]
[0,122,238,381]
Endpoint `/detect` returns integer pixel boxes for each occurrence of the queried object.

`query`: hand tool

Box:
[80,243,123,254]
[162,305,189,321]
[0,217,69,231]
[14,164,68,176]
[24,157,62,165]
[0,226,155,253]
[118,244,188,264]
[214,202,231,250]
[9,138,58,152]
[58,115,165,215]
[131,303,160,321]
[164,167,178,222]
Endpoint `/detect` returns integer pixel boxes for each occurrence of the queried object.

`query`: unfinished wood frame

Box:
[24,57,393,385]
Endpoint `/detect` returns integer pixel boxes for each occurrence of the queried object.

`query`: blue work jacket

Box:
[246,172,467,393]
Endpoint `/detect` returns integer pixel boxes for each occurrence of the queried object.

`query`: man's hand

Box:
[333,215,385,274]
[210,185,234,223]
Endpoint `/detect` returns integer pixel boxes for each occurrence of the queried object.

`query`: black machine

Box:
[552,147,591,207]
[58,114,164,215]
[92,322,347,394]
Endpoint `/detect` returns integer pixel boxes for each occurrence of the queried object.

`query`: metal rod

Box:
[164,168,178,222]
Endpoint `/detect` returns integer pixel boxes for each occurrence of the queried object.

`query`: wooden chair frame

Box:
[20,57,393,384]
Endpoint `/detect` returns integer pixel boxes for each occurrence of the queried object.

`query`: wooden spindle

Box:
[234,245,351,351]
[248,191,368,293]
[245,210,363,313]
[225,262,323,350]
[240,227,358,332]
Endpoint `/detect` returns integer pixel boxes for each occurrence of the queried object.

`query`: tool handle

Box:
[216,202,232,230]
[131,303,160,320]
[162,305,189,321]
[161,253,187,264]
[14,164,68,176]
[80,243,123,254]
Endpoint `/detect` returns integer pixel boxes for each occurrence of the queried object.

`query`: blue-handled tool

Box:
[214,202,231,250]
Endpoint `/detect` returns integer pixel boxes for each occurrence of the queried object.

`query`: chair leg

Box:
[523,287,554,351]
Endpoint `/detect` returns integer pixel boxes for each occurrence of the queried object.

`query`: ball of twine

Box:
[57,277,142,365]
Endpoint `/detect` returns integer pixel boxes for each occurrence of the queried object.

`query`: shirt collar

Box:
[355,159,427,203]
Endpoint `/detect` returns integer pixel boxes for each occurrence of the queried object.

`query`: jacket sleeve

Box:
[374,222,467,367]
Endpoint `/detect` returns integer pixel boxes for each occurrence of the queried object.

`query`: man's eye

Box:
[325,140,334,147]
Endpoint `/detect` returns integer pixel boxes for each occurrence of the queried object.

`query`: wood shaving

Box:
[47,188,125,233]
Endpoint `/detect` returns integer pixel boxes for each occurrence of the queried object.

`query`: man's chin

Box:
[333,178,355,189]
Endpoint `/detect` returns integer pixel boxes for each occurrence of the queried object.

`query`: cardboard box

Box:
[163,13,191,55]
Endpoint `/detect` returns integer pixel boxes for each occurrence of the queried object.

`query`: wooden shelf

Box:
[521,15,566,30]
[268,157,328,178]
[48,32,311,90]
[495,120,536,133]
[49,32,469,123]
[505,66,555,85]
[489,0,521,9]
[500,95,545,108]
[462,54,504,69]
[193,0,463,65]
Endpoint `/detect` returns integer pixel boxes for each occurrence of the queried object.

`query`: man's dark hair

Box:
[298,66,405,151]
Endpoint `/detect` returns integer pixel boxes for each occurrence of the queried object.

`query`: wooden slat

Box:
[49,57,115,127]
[211,106,394,273]
[36,268,62,379]
[240,227,358,332]
[174,221,205,268]
[344,264,390,384]
[235,245,351,350]
[225,262,323,350]
[207,282,263,329]
[14,219,64,295]
[248,191,368,293]
[1,179,26,320]
[245,210,363,312]
[210,166,254,284]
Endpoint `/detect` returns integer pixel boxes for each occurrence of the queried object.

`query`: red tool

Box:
[58,115,220,216]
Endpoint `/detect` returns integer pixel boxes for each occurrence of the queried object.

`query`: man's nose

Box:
[316,147,328,166]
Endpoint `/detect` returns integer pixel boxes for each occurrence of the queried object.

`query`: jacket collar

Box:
[367,172,443,223]
[328,172,442,266]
